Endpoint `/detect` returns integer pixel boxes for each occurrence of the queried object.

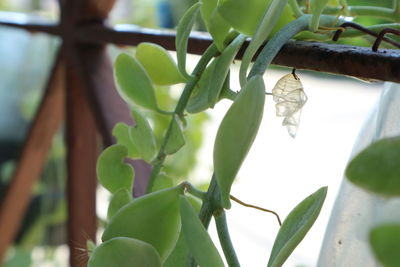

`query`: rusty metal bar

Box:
[0,11,398,83]
[77,25,400,83]
[0,51,65,260]
[65,56,98,267]
[0,12,60,35]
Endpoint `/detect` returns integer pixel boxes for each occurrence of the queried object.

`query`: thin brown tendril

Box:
[230,195,282,226]
[372,28,400,51]
[332,22,400,50]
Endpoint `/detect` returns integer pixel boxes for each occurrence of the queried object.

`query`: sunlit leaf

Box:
[218,0,293,37]
[136,43,185,86]
[114,53,160,111]
[267,187,327,267]
[96,144,134,194]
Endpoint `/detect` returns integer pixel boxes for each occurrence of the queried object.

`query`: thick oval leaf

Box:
[200,0,230,51]
[179,196,224,267]
[186,59,217,113]
[164,195,202,267]
[136,43,185,86]
[152,173,174,192]
[217,0,293,37]
[370,224,400,267]
[346,136,400,197]
[112,122,139,159]
[88,237,161,267]
[213,75,265,209]
[114,53,160,111]
[208,34,246,107]
[176,2,201,79]
[96,144,134,194]
[102,186,183,262]
[107,188,133,220]
[267,187,327,267]
[130,109,157,163]
[164,115,185,155]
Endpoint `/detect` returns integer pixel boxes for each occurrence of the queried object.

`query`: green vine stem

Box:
[324,6,398,21]
[214,209,240,267]
[249,14,340,79]
[289,0,304,18]
[145,43,219,193]
[182,182,207,200]
[186,176,220,267]
[395,0,400,18]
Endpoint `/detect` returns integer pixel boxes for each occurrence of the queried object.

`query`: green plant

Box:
[346,136,400,266]
[90,0,400,266]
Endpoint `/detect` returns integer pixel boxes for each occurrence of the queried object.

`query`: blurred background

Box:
[0,0,392,266]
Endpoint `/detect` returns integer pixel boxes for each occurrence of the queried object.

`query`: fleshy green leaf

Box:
[218,0,293,37]
[208,34,246,107]
[96,144,134,194]
[164,116,185,155]
[112,122,139,159]
[152,173,174,192]
[136,43,185,86]
[176,2,201,79]
[130,109,157,163]
[88,237,162,267]
[114,53,160,111]
[370,224,400,267]
[267,187,327,267]
[346,136,400,197]
[164,195,202,267]
[200,0,231,51]
[107,188,133,220]
[213,75,265,209]
[102,186,183,262]
[179,196,224,267]
[186,59,217,113]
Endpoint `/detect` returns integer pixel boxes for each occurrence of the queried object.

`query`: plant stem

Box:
[395,0,400,20]
[249,14,338,79]
[214,209,240,267]
[186,176,220,267]
[289,0,304,18]
[145,44,219,193]
[183,182,207,200]
[324,6,396,21]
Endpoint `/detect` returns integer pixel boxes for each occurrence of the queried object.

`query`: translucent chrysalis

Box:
[272,70,307,138]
